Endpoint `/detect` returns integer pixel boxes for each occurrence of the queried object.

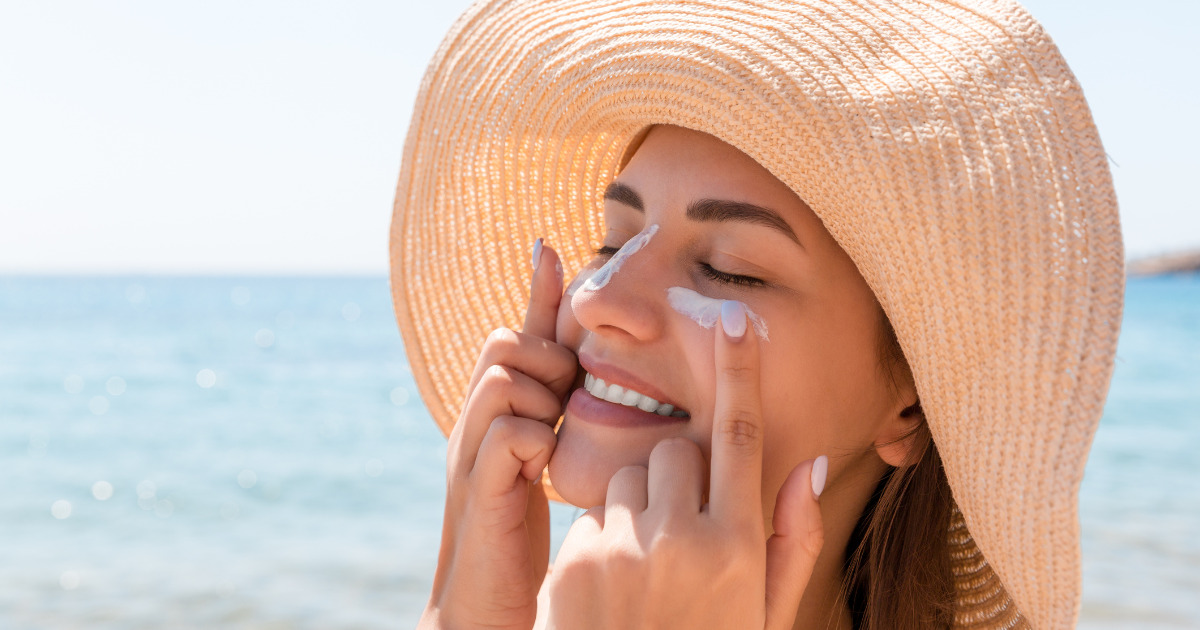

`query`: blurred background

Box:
[1,1,1197,628]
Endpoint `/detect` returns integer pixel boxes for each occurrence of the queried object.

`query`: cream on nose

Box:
[565,268,597,298]
[576,224,659,294]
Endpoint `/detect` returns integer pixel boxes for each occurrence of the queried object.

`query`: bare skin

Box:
[420,125,920,630]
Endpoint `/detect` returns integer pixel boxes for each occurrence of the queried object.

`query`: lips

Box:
[566,355,690,429]
[582,372,688,417]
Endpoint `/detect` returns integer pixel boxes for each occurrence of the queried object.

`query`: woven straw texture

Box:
[389,0,1124,627]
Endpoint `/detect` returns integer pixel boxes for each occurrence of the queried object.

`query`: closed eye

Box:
[699,263,765,287]
[595,245,764,287]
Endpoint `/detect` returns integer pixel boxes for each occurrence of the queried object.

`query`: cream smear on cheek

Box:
[576,224,659,295]
[666,286,769,341]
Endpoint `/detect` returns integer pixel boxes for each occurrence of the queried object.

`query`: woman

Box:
[390,1,1123,628]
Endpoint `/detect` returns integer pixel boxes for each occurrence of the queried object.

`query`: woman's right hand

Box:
[419,240,576,630]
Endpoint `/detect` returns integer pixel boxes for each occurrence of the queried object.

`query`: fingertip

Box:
[531,237,544,271]
[772,458,825,534]
[524,240,565,338]
[811,454,828,499]
[720,300,748,339]
[533,241,565,292]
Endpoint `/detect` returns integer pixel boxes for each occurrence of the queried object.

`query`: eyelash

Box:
[592,246,765,288]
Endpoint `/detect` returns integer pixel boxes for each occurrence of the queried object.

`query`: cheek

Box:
[755,320,893,484]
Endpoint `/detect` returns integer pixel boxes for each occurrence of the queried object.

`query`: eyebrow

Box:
[603,181,645,211]
[603,181,802,246]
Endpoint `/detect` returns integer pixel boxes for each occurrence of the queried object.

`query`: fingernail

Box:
[531,238,543,271]
[811,455,828,498]
[720,300,747,339]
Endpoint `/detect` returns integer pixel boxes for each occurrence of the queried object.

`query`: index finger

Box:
[522,238,565,341]
[709,300,765,526]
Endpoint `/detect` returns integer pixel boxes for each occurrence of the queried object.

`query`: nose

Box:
[569,230,667,343]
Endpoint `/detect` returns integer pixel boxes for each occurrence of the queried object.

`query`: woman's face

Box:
[550,125,914,522]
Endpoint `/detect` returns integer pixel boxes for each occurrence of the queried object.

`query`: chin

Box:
[547,415,659,508]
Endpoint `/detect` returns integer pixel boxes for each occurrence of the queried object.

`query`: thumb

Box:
[764,455,827,630]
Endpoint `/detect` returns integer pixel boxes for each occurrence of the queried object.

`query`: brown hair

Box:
[840,313,957,629]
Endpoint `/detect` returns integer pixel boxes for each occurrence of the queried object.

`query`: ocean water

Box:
[0,275,1196,628]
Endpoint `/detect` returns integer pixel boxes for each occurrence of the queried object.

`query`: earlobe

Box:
[874,400,923,467]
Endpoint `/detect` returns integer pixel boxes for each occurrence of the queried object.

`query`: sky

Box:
[1,0,1197,274]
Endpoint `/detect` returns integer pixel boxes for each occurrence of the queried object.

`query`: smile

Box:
[583,371,690,418]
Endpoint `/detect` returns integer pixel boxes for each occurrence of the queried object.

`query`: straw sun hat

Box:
[389,0,1124,627]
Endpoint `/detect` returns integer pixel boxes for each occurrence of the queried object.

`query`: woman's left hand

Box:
[546,301,827,629]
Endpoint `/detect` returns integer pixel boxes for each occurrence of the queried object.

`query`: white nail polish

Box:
[531,238,543,271]
[720,300,747,339]
[811,455,828,498]
[667,287,769,340]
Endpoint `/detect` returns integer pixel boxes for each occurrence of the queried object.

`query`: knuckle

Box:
[485,326,519,348]
[650,521,690,557]
[720,362,756,382]
[715,531,757,565]
[652,436,700,461]
[484,415,516,440]
[718,413,762,447]
[484,415,530,446]
[605,543,644,575]
[480,364,515,391]
[610,464,648,488]
[800,524,826,558]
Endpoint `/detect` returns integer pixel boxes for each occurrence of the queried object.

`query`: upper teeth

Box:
[584,372,688,417]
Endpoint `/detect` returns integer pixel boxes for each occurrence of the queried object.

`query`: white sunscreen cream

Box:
[565,268,597,297]
[667,286,769,341]
[577,224,659,294]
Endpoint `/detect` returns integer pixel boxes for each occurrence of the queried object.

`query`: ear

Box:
[874,397,924,467]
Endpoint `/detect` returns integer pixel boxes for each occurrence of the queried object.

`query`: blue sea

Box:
[1,275,1196,629]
